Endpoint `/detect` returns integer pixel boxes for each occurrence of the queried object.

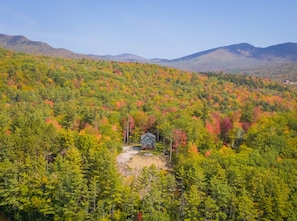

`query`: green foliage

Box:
[0,48,297,220]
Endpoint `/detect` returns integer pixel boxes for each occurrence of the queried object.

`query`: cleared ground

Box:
[116,145,170,177]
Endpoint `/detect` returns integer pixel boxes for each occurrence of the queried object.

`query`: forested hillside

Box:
[236,62,297,82]
[0,47,297,220]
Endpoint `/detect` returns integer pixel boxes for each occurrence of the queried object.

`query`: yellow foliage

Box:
[123,175,135,185]
[219,146,234,156]
[41,176,48,184]
[113,209,122,221]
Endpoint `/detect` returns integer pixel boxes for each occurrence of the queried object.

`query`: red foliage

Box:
[136,100,145,108]
[129,115,135,132]
[163,107,178,113]
[242,122,251,132]
[7,80,14,86]
[172,128,187,151]
[137,211,143,221]
[113,68,122,75]
[142,115,156,133]
[220,117,233,138]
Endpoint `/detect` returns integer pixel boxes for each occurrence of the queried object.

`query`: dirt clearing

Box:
[126,154,168,170]
[116,146,170,177]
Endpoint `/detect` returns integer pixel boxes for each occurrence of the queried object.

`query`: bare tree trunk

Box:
[163,138,166,154]
[170,136,173,162]
[126,117,129,144]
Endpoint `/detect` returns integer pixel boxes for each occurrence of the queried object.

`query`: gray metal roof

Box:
[141,132,156,140]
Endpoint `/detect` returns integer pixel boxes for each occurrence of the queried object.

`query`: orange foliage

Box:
[205,150,211,157]
[112,125,117,132]
[137,100,145,108]
[230,110,241,123]
[83,124,101,141]
[114,100,127,110]
[253,106,262,121]
[5,129,11,135]
[45,118,61,130]
[114,101,122,109]
[188,142,198,155]
[205,112,221,136]
[44,99,54,107]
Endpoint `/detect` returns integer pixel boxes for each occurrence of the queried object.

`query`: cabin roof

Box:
[141,132,156,140]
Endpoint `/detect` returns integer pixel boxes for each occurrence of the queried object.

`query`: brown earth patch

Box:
[116,146,171,177]
[126,154,168,170]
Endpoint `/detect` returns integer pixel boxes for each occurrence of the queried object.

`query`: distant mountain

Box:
[88,53,148,62]
[1,34,297,79]
[159,42,297,72]
[0,34,147,62]
[0,34,86,59]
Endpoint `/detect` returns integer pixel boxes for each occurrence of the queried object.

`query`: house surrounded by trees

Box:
[140,132,156,149]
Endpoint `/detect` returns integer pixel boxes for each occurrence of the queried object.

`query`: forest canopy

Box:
[0,48,297,220]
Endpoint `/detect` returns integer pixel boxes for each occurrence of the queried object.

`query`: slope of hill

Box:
[0,34,85,58]
[0,48,297,220]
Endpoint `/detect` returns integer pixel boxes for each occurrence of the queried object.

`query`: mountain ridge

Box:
[0,34,86,59]
[1,34,297,78]
[168,43,256,62]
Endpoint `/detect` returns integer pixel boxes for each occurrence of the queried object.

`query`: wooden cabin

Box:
[140,132,156,149]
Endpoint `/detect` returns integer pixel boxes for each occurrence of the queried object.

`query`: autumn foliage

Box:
[0,48,297,220]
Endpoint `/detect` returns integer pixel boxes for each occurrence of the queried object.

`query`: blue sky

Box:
[1,0,296,59]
